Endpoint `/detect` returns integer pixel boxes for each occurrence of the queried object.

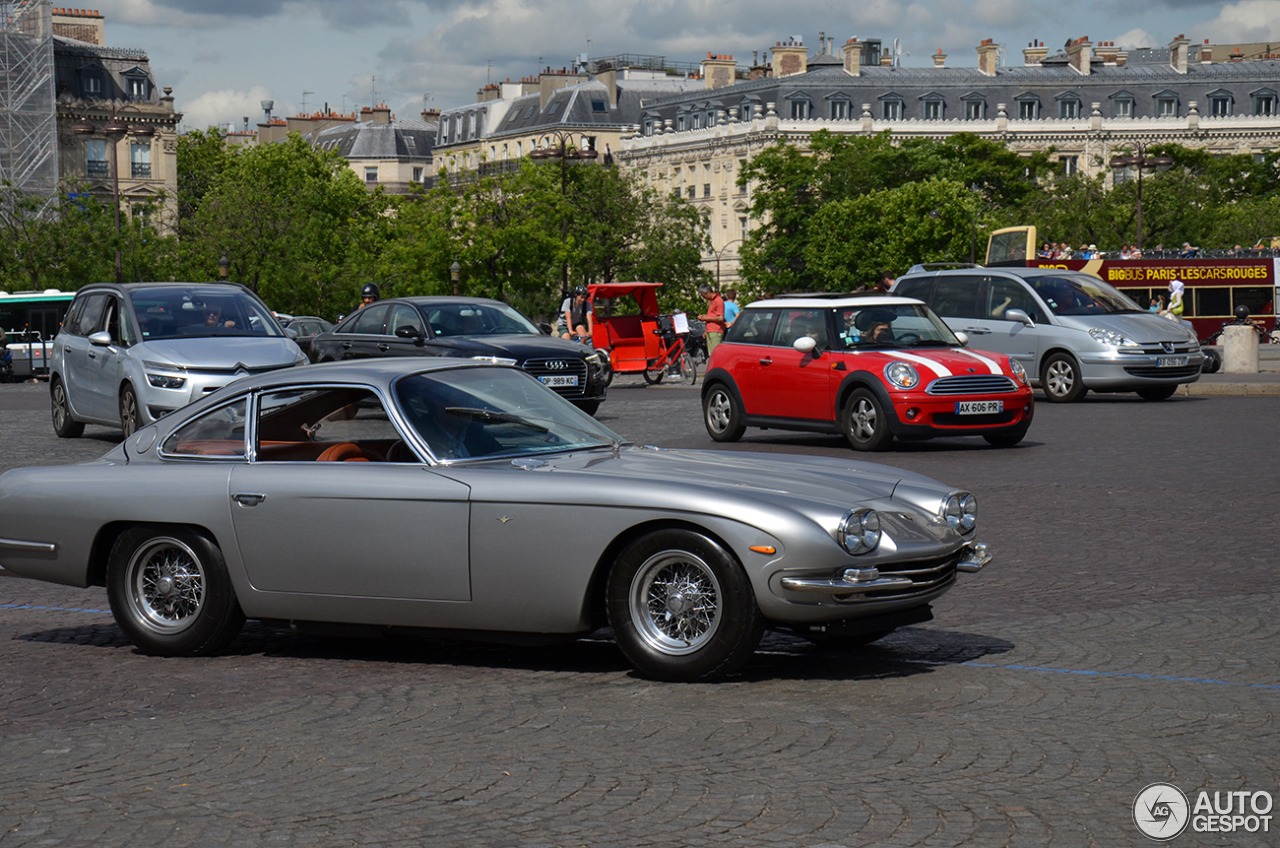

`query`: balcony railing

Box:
[131,163,151,179]
[87,160,109,177]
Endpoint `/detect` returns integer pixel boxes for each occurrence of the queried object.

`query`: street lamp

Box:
[72,104,155,285]
[703,238,746,288]
[529,132,598,301]
[1109,142,1174,251]
[218,255,230,279]
[450,259,462,295]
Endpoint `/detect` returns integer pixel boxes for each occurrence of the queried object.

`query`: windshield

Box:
[424,302,541,338]
[1028,274,1143,316]
[394,367,622,461]
[129,286,285,340]
[832,304,960,350]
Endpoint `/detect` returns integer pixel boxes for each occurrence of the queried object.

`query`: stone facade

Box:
[617,34,1280,287]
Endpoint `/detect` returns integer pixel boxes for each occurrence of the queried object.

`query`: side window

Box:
[161,399,247,458]
[73,294,109,335]
[389,305,424,337]
[104,298,124,344]
[771,308,828,348]
[893,277,933,302]
[986,278,1046,323]
[255,387,408,462]
[724,309,776,345]
[350,304,390,335]
[930,276,983,320]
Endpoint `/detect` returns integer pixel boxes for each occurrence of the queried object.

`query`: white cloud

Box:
[1193,0,1280,41]
[1115,28,1157,49]
[179,85,275,131]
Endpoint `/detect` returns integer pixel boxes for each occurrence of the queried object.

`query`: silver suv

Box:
[50,283,307,437]
[894,265,1204,402]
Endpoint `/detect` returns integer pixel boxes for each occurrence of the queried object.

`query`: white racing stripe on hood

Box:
[890,351,952,377]
[953,348,1001,374]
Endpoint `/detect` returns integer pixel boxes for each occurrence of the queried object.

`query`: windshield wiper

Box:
[444,407,549,432]
[910,339,953,347]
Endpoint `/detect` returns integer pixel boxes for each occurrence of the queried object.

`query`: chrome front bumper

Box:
[780,542,991,595]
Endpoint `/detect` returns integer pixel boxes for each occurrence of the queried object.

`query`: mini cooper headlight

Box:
[471,355,518,366]
[838,508,881,555]
[884,362,920,390]
[1008,357,1029,385]
[940,492,977,533]
[1087,328,1132,347]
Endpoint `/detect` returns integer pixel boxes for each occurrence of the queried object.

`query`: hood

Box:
[1056,313,1197,344]
[842,346,1008,380]
[136,337,304,371]
[433,334,591,359]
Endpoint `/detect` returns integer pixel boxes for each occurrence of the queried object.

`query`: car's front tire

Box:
[50,377,84,439]
[1040,353,1086,402]
[119,383,141,437]
[106,525,245,657]
[702,384,745,442]
[841,388,892,451]
[607,529,763,682]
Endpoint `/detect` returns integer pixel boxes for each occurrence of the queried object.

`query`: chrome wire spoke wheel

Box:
[851,398,877,440]
[630,550,723,656]
[707,391,732,433]
[126,537,206,634]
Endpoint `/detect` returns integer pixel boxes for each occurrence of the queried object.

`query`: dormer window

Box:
[1015,94,1040,119]
[591,99,607,113]
[1207,90,1233,117]
[1253,89,1277,116]
[961,94,986,120]
[1057,95,1081,119]
[920,93,945,120]
[82,73,102,99]
[880,94,904,120]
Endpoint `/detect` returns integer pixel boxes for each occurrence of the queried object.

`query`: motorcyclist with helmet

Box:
[558,285,594,342]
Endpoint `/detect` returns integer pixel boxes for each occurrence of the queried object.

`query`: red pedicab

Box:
[588,282,696,385]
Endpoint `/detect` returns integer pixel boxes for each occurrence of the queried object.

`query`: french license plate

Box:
[1157,356,1188,367]
[539,375,579,387]
[955,400,1003,415]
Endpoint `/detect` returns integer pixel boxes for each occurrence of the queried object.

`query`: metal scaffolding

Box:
[0,0,58,199]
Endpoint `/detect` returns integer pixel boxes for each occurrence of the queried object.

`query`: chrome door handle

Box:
[232,493,267,507]
[961,327,992,334]
[377,344,390,351]
[341,342,353,349]
[759,358,773,366]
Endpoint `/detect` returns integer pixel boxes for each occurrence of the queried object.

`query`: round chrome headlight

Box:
[884,362,920,390]
[838,508,881,555]
[1008,357,1029,386]
[940,492,977,533]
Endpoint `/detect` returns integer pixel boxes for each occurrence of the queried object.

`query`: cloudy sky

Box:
[96,0,1280,131]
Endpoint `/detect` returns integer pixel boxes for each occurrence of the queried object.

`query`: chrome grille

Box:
[522,357,588,397]
[1121,343,1198,355]
[926,375,1017,395]
[840,551,961,602]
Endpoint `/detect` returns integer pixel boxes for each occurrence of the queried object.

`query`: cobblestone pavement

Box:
[1,381,1277,847]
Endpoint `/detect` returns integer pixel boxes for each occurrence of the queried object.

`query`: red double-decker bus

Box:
[987,227,1278,340]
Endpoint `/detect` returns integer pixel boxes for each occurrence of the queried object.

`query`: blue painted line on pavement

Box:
[964,662,1280,691]
[1,603,111,615]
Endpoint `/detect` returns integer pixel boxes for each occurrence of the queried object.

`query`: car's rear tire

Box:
[1040,353,1086,402]
[607,529,763,682]
[983,426,1029,447]
[106,525,245,657]
[50,377,84,439]
[703,384,745,442]
[1136,386,1177,401]
[119,383,141,437]
[841,388,892,451]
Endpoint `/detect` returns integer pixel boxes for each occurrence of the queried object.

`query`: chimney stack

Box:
[977,39,999,76]
[1023,40,1048,65]
[933,49,947,68]
[1170,33,1190,73]
[704,53,737,89]
[771,38,808,78]
[841,38,863,76]
[1066,36,1092,75]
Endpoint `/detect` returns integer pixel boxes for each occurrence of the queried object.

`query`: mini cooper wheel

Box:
[1040,353,1086,403]
[119,383,141,437]
[702,384,745,442]
[607,529,763,682]
[106,525,245,657]
[841,388,892,451]
[50,377,84,439]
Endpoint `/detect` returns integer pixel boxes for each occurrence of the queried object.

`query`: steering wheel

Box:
[895,333,922,345]
[318,442,376,462]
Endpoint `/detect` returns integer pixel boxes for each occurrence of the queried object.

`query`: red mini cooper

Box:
[701,293,1035,450]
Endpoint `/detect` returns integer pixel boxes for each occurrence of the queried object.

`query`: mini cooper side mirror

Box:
[1004,308,1035,328]
[953,331,970,347]
[395,325,426,346]
[793,336,820,357]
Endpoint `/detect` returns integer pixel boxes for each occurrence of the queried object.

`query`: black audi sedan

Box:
[309,297,608,414]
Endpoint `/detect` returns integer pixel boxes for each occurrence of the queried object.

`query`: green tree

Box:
[175,128,235,238]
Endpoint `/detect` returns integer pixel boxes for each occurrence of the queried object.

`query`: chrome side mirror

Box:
[1005,308,1035,328]
[953,331,970,347]
[793,336,820,357]
[88,330,113,347]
